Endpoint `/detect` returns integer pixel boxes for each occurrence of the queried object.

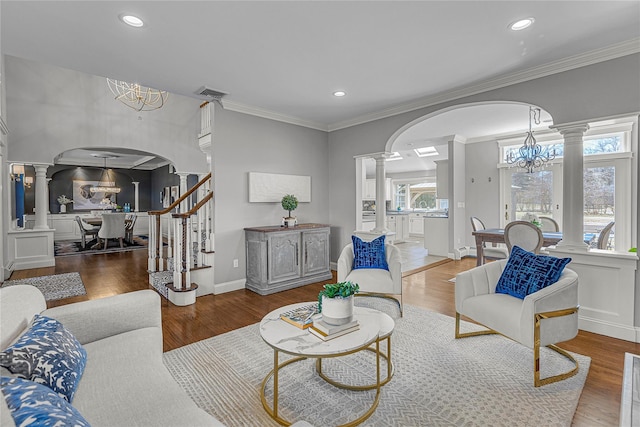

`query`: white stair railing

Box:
[148,173,213,291]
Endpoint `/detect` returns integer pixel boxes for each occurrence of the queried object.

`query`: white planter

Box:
[60,204,67,213]
[285,217,297,227]
[321,295,354,326]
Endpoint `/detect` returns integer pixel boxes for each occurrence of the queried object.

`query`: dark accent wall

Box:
[22,165,178,214]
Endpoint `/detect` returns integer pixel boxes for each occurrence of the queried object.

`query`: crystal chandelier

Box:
[507,106,555,173]
[90,156,121,194]
[107,78,168,111]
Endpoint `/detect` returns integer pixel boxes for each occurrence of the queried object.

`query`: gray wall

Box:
[213,106,330,284]
[5,56,208,174]
[328,54,640,261]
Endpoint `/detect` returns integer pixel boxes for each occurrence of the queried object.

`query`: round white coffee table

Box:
[259,302,395,426]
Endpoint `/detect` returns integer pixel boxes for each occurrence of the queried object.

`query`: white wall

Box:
[464,140,502,246]
[213,105,330,285]
[4,56,207,174]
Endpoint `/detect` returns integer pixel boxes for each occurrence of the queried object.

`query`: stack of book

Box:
[279,303,319,329]
[309,318,360,341]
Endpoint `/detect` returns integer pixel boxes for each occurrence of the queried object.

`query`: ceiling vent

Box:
[196,86,228,101]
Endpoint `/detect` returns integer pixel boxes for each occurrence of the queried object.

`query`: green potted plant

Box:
[281,194,298,227]
[318,281,359,326]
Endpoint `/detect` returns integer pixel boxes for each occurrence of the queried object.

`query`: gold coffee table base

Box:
[316,336,393,390]
[260,339,384,427]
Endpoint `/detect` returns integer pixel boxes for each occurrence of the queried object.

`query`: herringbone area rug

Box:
[163,304,589,427]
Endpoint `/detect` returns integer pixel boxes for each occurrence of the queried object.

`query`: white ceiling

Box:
[2,1,639,170]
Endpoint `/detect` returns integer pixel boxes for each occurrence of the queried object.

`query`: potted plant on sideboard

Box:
[318,281,359,326]
[57,195,73,213]
[281,194,298,227]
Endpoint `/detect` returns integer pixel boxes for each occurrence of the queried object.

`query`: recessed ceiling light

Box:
[509,18,534,31]
[120,14,144,28]
[333,91,346,97]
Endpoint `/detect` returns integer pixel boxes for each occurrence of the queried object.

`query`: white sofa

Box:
[0,285,223,427]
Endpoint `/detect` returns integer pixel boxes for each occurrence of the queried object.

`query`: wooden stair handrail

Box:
[148,172,212,216]
[172,192,213,219]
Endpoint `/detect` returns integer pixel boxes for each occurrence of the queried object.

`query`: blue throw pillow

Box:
[0,315,87,403]
[495,246,571,299]
[352,235,389,270]
[1,376,91,427]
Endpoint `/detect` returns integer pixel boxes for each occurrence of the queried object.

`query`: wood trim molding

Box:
[0,116,8,136]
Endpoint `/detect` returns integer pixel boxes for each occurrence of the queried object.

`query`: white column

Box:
[46,178,52,213]
[372,153,390,233]
[131,181,140,212]
[177,173,189,213]
[554,124,590,250]
[33,164,49,230]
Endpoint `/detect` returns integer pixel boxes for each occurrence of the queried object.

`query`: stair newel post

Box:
[154,214,161,272]
[181,216,189,291]
[148,213,155,272]
[166,213,173,261]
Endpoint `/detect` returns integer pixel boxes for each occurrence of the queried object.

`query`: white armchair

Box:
[337,243,403,315]
[454,259,579,387]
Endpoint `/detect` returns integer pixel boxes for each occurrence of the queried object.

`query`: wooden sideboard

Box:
[244,223,332,295]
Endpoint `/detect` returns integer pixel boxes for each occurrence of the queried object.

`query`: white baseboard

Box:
[579,315,639,343]
[213,278,246,295]
[330,262,337,271]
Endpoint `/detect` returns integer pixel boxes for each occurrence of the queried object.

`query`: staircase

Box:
[147,173,214,306]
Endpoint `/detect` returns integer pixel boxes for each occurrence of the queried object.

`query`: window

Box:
[394,180,440,210]
[499,121,634,252]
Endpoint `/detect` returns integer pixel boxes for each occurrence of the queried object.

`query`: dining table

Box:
[83,217,133,249]
[472,228,596,266]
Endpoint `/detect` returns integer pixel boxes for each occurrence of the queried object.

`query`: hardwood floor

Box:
[7,250,637,426]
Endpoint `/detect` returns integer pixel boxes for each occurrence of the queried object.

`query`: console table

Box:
[244,223,332,295]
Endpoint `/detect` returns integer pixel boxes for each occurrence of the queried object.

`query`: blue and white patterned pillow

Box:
[352,235,389,270]
[495,245,572,299]
[1,376,91,427]
[0,315,87,403]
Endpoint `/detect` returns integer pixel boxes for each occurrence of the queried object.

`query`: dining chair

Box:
[504,220,544,254]
[74,216,99,248]
[470,216,509,263]
[596,221,615,250]
[98,213,127,250]
[125,214,138,244]
[538,216,559,232]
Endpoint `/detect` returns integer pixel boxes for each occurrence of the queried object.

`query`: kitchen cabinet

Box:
[409,213,424,235]
[387,214,410,242]
[363,178,392,201]
[362,218,376,232]
[435,160,449,199]
[244,224,332,295]
[424,217,449,256]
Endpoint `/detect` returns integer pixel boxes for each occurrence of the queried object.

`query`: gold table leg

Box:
[260,337,389,426]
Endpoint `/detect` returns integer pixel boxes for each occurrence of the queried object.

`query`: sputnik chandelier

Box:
[107,78,168,111]
[506,106,555,173]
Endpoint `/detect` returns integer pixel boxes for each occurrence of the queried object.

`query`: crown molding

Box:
[327,38,640,132]
[222,100,328,131]
[211,39,639,134]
